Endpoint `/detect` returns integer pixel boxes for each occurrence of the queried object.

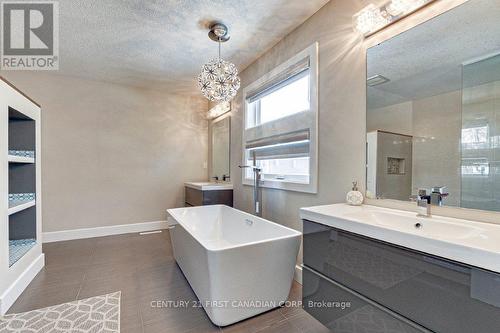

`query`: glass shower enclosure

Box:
[461,54,500,211]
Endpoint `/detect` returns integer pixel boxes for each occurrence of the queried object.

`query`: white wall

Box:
[412,90,462,206]
[367,101,413,135]
[2,72,208,233]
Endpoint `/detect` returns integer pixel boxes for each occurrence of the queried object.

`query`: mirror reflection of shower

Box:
[461,53,500,211]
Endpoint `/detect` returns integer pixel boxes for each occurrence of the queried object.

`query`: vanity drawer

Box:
[184,187,233,207]
[202,189,233,206]
[303,267,425,332]
[303,219,500,333]
[185,187,203,206]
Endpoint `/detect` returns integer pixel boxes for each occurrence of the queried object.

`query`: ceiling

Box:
[367,0,500,109]
[54,0,329,94]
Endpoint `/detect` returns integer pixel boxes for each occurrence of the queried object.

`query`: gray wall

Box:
[231,0,368,261]
[376,132,413,201]
[230,0,467,264]
[3,72,209,232]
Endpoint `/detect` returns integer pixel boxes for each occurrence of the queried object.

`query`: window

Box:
[242,43,318,193]
[244,130,311,184]
[462,158,490,176]
[462,125,488,150]
[246,71,310,128]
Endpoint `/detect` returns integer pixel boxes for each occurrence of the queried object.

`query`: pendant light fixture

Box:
[198,23,241,102]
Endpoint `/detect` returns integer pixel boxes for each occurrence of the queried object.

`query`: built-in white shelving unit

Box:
[9,239,37,267]
[0,76,44,315]
[8,200,36,216]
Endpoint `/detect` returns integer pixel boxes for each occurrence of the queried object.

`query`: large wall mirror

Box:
[211,114,231,181]
[366,0,500,212]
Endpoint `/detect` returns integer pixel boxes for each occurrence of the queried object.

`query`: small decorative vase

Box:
[346,181,363,206]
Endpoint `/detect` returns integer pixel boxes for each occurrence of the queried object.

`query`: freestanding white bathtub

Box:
[166,205,301,326]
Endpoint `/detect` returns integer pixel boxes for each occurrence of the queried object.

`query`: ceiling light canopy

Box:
[198,23,241,103]
[354,0,434,36]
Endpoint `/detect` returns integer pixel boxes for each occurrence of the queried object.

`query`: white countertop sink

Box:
[300,203,500,273]
[184,182,233,191]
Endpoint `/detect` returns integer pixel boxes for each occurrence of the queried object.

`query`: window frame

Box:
[242,42,319,193]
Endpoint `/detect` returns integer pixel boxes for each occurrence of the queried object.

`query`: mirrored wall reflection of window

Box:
[366,0,500,212]
[461,54,500,211]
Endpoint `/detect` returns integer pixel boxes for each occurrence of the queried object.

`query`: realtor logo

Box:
[1,1,59,70]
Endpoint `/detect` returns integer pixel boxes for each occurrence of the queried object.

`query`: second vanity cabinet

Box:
[303,220,500,333]
[184,182,233,207]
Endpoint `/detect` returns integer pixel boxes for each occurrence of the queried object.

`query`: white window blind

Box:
[246,130,310,160]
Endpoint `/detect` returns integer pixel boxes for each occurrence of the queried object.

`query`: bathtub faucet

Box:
[239,165,262,217]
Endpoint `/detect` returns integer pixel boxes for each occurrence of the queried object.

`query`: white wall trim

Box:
[42,221,169,243]
[294,264,303,285]
[0,253,45,315]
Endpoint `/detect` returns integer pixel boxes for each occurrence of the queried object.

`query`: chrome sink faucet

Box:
[431,186,448,206]
[410,189,431,217]
[417,198,431,218]
[239,165,262,217]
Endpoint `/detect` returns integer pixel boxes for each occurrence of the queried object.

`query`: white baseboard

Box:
[0,253,45,315]
[294,264,303,285]
[42,221,169,243]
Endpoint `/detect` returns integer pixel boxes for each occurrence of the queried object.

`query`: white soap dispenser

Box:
[346,181,363,206]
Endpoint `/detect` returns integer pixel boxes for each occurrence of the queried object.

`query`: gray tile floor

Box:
[8,232,328,333]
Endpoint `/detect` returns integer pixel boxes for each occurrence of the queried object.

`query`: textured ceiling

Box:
[367,0,500,109]
[54,0,329,93]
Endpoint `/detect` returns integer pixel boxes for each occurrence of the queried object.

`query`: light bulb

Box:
[354,4,391,35]
[386,0,426,16]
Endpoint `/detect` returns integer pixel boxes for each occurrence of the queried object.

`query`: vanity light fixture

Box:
[353,0,434,36]
[386,0,426,16]
[354,4,391,36]
[208,101,231,119]
[198,22,241,102]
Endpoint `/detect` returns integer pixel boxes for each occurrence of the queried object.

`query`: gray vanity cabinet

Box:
[303,268,422,333]
[303,220,500,333]
[184,187,233,207]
